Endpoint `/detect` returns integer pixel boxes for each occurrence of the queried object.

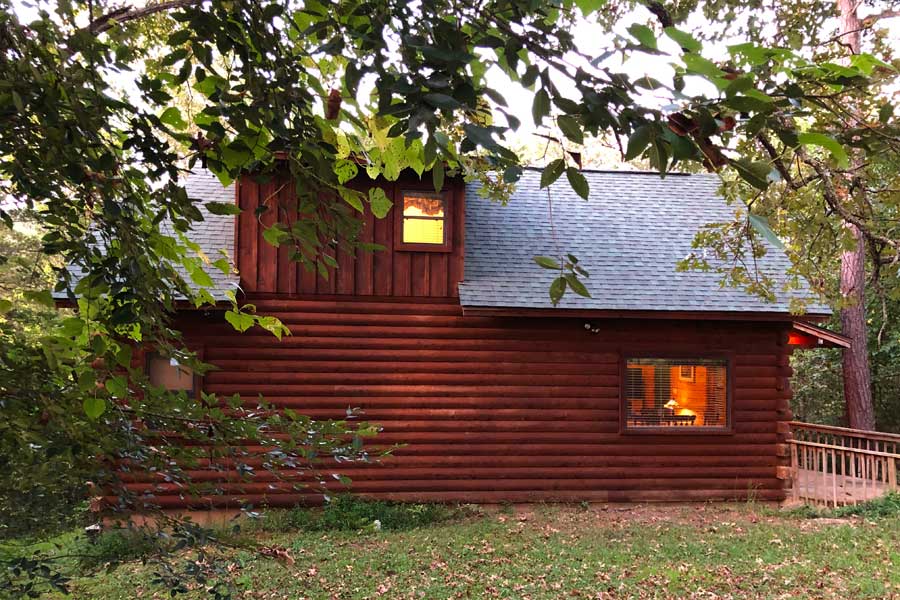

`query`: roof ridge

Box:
[519,166,704,177]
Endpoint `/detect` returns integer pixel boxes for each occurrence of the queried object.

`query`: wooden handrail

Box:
[789,439,899,459]
[789,422,899,507]
[789,421,900,444]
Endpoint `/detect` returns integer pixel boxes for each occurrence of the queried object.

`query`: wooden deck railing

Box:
[789,422,899,507]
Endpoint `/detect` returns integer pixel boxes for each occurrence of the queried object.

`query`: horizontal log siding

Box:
[131,297,793,507]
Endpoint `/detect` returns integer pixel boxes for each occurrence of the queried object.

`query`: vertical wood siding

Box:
[122,298,795,508]
[235,175,465,298]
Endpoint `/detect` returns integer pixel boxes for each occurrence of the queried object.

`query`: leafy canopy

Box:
[2,0,899,595]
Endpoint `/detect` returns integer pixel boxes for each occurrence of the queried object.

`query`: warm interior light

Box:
[787,332,807,346]
[664,399,678,409]
[402,194,446,245]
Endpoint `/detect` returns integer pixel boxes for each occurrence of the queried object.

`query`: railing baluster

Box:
[831,448,838,507]
[787,422,900,506]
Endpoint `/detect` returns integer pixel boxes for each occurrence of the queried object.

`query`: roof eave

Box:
[461,305,832,323]
[790,320,850,348]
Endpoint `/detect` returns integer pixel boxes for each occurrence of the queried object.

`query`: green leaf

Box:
[566,168,589,200]
[682,53,724,79]
[83,397,106,420]
[0,298,11,315]
[338,187,364,213]
[368,187,393,219]
[205,202,241,216]
[116,345,133,368]
[540,159,566,188]
[625,125,652,161]
[225,310,256,332]
[732,158,773,190]
[549,276,566,305]
[533,256,561,270]
[24,289,55,308]
[423,93,461,110]
[879,103,893,124]
[159,107,187,129]
[433,160,445,193]
[749,214,785,250]
[257,316,288,340]
[262,224,289,247]
[664,27,701,52]
[574,0,605,15]
[797,132,850,168]
[564,273,591,298]
[187,263,214,287]
[77,370,96,392]
[334,158,358,184]
[532,88,551,126]
[105,375,127,398]
[627,24,657,50]
[557,115,583,144]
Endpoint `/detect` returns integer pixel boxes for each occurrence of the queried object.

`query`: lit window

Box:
[624,358,728,430]
[147,352,195,394]
[395,191,451,251]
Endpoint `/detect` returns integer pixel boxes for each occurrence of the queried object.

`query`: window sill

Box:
[393,242,453,253]
[620,427,734,436]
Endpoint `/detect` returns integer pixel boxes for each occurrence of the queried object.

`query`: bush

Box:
[833,492,900,519]
[77,528,161,570]
[251,496,466,533]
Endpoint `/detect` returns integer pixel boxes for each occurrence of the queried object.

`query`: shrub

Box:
[832,492,900,519]
[77,528,161,570]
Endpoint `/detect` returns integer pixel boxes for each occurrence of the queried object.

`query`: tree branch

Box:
[863,8,900,24]
[87,0,201,36]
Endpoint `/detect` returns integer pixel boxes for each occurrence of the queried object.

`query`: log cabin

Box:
[124,167,850,507]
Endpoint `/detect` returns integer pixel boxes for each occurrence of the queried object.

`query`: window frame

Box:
[145,349,201,398]
[619,352,734,435]
[393,188,453,253]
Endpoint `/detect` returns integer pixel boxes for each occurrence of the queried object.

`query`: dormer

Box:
[233,171,466,298]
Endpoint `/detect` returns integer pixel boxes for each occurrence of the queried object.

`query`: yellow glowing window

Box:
[397,192,450,250]
[624,358,729,430]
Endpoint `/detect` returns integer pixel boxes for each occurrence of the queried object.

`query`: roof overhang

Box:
[461,305,832,323]
[788,321,850,349]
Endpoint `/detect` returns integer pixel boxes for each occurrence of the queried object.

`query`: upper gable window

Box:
[394,191,452,252]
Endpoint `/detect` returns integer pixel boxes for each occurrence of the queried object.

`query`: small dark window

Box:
[623,357,729,431]
[147,351,195,395]
[394,191,452,252]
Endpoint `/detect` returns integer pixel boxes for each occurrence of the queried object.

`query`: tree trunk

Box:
[837,0,875,430]
[840,224,875,429]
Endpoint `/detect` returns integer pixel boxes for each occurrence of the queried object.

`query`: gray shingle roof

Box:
[54,170,239,301]
[459,168,830,316]
[59,168,828,316]
[175,171,239,301]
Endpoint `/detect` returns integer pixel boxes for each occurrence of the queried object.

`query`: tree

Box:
[3,0,900,595]
[648,0,900,430]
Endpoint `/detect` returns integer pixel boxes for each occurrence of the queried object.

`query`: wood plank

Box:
[237,180,258,290]
[336,245,355,294]
[256,180,278,292]
[393,250,411,296]
[372,185,394,296]
[276,180,297,294]
[355,209,375,295]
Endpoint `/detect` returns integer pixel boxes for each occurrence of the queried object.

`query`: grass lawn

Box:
[11,499,900,599]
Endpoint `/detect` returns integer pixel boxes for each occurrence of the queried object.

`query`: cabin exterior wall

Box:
[127,297,795,508]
